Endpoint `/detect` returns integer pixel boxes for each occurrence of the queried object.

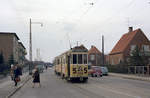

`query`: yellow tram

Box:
[53,45,88,82]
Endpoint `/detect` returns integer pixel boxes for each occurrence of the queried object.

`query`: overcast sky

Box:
[0,0,150,62]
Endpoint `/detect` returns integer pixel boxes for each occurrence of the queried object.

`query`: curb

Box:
[109,73,150,82]
[5,76,32,98]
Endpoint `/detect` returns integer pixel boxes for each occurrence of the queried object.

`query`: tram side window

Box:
[58,59,60,65]
[63,58,65,64]
[73,54,77,64]
[83,54,87,64]
[78,54,82,64]
[70,55,73,64]
[57,59,59,65]
[60,59,61,64]
[64,56,66,64]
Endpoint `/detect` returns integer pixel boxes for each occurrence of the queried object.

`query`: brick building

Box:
[0,32,26,64]
[109,27,150,65]
[88,45,104,66]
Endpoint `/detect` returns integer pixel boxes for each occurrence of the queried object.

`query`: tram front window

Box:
[72,54,87,64]
[73,54,77,64]
[78,54,82,64]
[83,54,87,64]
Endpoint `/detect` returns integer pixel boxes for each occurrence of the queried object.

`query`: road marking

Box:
[93,84,141,98]
[72,83,105,98]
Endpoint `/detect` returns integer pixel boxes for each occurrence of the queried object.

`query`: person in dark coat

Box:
[45,65,48,70]
[32,67,41,88]
[18,66,22,76]
[13,65,20,86]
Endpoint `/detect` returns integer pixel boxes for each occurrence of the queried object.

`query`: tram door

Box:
[67,55,70,77]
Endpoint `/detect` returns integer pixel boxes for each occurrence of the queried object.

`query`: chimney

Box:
[128,27,133,32]
[91,45,94,48]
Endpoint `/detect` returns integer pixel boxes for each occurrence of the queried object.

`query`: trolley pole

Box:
[77,41,79,46]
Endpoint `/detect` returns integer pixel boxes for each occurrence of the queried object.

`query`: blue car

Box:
[100,67,108,76]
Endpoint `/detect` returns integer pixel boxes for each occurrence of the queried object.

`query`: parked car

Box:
[37,65,44,73]
[88,66,102,77]
[100,67,108,76]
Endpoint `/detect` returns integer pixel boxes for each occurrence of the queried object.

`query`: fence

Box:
[128,66,150,76]
[106,64,128,74]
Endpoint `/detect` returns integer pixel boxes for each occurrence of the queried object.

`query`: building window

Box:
[112,59,114,65]
[131,45,136,51]
[119,59,121,63]
[130,45,136,56]
[126,58,130,62]
[142,45,150,52]
[90,54,95,60]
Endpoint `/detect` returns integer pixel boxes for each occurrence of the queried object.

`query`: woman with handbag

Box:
[32,67,41,88]
[13,65,20,86]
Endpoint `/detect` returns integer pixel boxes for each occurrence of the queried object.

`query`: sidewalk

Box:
[0,73,31,98]
[0,75,6,80]
[109,73,150,82]
[0,76,9,84]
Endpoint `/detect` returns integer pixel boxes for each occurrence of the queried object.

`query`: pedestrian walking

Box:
[10,64,14,81]
[18,66,22,76]
[45,65,48,70]
[13,65,21,86]
[32,66,41,88]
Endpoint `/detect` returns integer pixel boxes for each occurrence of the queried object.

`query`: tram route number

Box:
[73,67,87,74]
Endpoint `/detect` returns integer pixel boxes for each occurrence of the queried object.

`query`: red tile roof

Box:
[110,28,142,55]
[88,45,102,54]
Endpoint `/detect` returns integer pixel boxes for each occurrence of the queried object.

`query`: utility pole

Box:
[29,18,43,75]
[29,19,32,61]
[29,19,32,75]
[102,35,105,65]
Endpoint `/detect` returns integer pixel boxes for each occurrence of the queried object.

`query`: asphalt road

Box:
[11,68,150,98]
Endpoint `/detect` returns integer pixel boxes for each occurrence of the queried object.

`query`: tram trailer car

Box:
[54,45,88,82]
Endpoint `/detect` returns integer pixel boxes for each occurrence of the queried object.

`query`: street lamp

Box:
[29,18,43,75]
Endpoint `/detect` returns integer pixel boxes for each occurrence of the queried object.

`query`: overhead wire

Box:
[97,0,136,27]
[77,0,102,23]
[55,0,104,48]
[67,0,102,46]
[9,0,30,50]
